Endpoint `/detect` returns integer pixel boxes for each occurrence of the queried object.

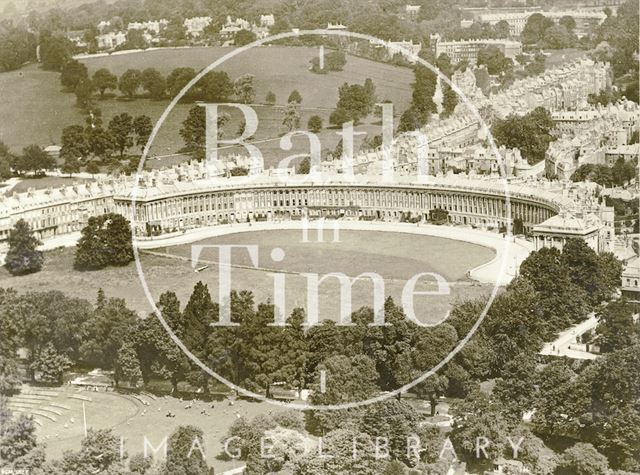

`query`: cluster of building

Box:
[475,9,607,36]
[0,160,609,248]
[95,19,170,49]
[327,142,532,178]
[186,14,276,42]
[545,100,640,179]
[429,33,522,65]
[90,13,277,51]
[484,58,611,119]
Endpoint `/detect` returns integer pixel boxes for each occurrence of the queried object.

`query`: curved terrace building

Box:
[0,161,613,253]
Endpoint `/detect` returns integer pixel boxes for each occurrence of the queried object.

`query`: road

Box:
[539,314,600,360]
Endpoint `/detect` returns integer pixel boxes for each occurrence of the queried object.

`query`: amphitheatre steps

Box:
[8,386,90,427]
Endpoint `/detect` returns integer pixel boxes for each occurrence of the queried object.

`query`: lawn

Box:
[10,384,276,472]
[543,48,587,68]
[0,229,494,323]
[0,46,414,169]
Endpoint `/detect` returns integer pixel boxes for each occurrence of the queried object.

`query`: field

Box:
[0,229,494,322]
[0,46,414,169]
[8,384,275,472]
[543,48,587,68]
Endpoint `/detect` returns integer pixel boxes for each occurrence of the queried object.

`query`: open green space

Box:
[10,385,270,473]
[0,46,413,168]
[0,229,495,321]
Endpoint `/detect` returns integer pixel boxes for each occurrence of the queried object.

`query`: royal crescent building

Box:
[0,159,615,255]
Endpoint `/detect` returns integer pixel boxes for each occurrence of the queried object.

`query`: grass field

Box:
[0,46,413,169]
[9,384,275,472]
[0,229,494,322]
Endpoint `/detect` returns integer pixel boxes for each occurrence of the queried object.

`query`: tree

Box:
[557,443,609,475]
[0,141,13,179]
[310,354,379,432]
[118,69,142,99]
[0,26,37,72]
[0,409,45,471]
[492,107,554,165]
[198,70,233,102]
[163,425,210,474]
[307,115,323,133]
[265,91,276,105]
[108,113,134,158]
[74,78,94,109]
[116,340,141,387]
[561,238,618,305]
[15,144,54,175]
[182,282,214,392]
[132,115,153,152]
[142,292,190,394]
[533,360,590,438]
[588,344,640,470]
[519,247,590,331]
[60,124,89,162]
[297,156,311,174]
[141,68,166,100]
[129,453,153,474]
[450,390,515,463]
[397,106,429,133]
[74,213,134,270]
[596,299,638,353]
[493,20,511,38]
[92,68,117,98]
[30,343,71,384]
[0,355,21,396]
[234,29,256,46]
[329,107,353,127]
[493,352,537,419]
[287,89,302,104]
[543,25,576,49]
[123,28,148,50]
[333,81,376,124]
[55,428,125,473]
[61,156,80,176]
[361,399,419,463]
[234,74,255,104]
[559,15,577,32]
[81,295,138,386]
[522,13,554,45]
[40,35,72,71]
[179,105,229,160]
[166,67,196,98]
[5,219,43,275]
[310,50,347,73]
[282,103,300,132]
[60,59,88,91]
[86,125,115,159]
[291,428,379,474]
[477,45,513,75]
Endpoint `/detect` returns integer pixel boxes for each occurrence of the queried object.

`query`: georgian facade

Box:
[115,177,563,237]
[0,160,616,256]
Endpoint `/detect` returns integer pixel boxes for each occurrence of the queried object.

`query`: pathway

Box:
[539,314,600,360]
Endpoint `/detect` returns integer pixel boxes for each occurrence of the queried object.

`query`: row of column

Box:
[118,186,557,232]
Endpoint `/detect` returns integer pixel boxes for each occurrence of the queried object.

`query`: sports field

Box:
[0,229,495,322]
[0,46,413,169]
